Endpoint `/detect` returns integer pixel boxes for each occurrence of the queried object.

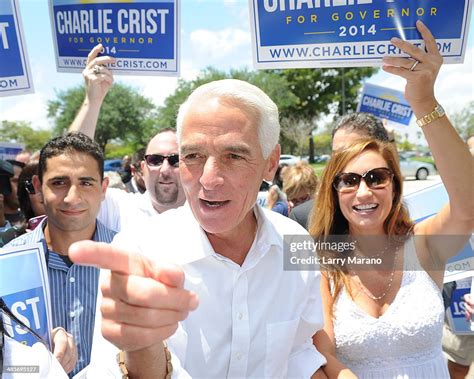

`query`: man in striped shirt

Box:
[6,133,116,376]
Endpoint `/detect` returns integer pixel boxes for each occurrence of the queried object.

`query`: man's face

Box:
[179,98,279,237]
[34,152,108,234]
[141,131,185,213]
[332,129,367,153]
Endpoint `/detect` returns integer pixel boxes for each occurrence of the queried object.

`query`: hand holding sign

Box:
[51,326,77,374]
[69,241,199,352]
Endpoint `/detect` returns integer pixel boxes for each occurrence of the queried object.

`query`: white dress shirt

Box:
[91,203,326,378]
[97,188,158,233]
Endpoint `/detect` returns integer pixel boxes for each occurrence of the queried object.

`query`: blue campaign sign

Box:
[49,0,179,76]
[0,242,52,347]
[0,0,34,97]
[447,277,474,335]
[357,83,412,126]
[249,0,473,69]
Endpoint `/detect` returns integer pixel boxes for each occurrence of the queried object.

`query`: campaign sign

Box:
[404,182,474,283]
[49,0,179,76]
[0,242,52,347]
[0,141,24,160]
[0,0,34,97]
[446,277,474,335]
[249,0,473,69]
[357,83,412,126]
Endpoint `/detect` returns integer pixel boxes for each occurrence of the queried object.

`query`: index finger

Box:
[69,240,186,288]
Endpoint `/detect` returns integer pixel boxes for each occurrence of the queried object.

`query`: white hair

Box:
[176,79,280,159]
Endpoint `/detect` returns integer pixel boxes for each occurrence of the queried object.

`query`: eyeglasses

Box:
[144,154,179,168]
[333,167,394,193]
[24,180,35,195]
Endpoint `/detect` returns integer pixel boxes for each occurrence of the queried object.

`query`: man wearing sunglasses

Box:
[68,45,185,232]
[290,112,392,229]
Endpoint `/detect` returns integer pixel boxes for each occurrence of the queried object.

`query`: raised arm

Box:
[383,20,473,262]
[68,44,116,138]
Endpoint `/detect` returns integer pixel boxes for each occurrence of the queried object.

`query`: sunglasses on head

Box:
[24,180,35,195]
[144,154,180,168]
[333,167,394,193]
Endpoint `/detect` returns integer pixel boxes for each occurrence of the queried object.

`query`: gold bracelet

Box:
[416,104,446,127]
[116,342,173,379]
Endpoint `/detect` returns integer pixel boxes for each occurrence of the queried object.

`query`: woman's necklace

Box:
[349,243,398,301]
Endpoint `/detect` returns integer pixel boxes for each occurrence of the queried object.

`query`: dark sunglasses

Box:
[144,154,180,168]
[24,180,35,195]
[333,167,394,193]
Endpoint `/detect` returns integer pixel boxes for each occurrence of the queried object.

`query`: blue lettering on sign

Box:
[0,14,23,77]
[2,287,49,347]
[53,2,174,60]
[256,0,466,47]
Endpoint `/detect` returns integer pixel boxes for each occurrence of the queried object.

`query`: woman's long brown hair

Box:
[309,139,414,315]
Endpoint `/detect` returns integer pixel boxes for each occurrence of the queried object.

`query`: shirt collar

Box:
[181,203,282,268]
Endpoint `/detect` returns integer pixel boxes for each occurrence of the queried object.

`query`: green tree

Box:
[47,83,157,151]
[451,101,474,140]
[156,67,299,130]
[0,120,52,152]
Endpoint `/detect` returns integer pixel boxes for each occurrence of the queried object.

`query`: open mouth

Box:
[352,203,378,212]
[200,199,230,208]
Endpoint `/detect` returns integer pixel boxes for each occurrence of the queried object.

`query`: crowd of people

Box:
[1,21,473,378]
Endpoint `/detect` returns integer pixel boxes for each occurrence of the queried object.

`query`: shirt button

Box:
[69,277,75,283]
[69,311,75,318]
[236,353,243,360]
[237,312,243,320]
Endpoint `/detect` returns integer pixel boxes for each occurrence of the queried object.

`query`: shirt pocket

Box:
[265,318,299,377]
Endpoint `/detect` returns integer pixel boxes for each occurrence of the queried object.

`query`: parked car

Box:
[279,154,301,166]
[315,154,330,163]
[399,157,435,180]
[104,159,122,172]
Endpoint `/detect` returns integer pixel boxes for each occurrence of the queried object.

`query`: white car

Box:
[279,154,301,166]
[399,157,435,180]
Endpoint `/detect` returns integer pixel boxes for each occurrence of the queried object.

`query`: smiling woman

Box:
[310,21,473,379]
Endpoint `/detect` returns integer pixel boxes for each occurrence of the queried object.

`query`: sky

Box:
[1,0,473,144]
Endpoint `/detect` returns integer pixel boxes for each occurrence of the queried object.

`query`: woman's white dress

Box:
[333,238,449,378]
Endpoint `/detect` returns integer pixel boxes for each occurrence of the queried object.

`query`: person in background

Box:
[68,45,185,232]
[282,161,318,211]
[267,184,289,216]
[6,133,116,376]
[290,113,390,230]
[14,150,32,165]
[17,162,46,231]
[124,149,146,194]
[2,160,26,232]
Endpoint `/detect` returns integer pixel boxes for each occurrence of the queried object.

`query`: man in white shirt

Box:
[70,79,326,378]
[69,45,185,231]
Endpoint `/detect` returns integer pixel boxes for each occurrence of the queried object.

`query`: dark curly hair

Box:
[38,132,104,183]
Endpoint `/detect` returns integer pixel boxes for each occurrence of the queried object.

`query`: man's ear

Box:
[101,177,109,200]
[264,144,281,182]
[32,175,43,202]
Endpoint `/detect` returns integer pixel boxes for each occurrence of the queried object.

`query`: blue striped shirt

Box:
[6,218,116,376]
